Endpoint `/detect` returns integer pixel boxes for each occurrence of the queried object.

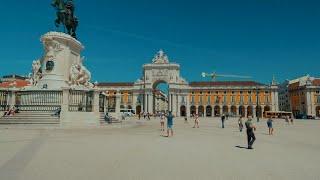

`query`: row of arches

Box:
[135,105,320,118]
[186,105,271,117]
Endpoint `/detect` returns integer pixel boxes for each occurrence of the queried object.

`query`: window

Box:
[215,96,219,103]
[265,96,270,103]
[181,96,185,103]
[207,96,211,103]
[240,96,244,103]
[121,96,124,103]
[249,96,252,103]
[191,96,195,103]
[317,96,320,103]
[223,96,227,103]
[231,96,235,103]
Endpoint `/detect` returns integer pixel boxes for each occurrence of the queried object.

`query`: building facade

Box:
[278,80,291,112]
[286,76,320,118]
[98,50,279,117]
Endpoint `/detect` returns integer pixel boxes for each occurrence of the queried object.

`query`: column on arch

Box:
[186,93,190,117]
[177,94,181,117]
[172,92,177,116]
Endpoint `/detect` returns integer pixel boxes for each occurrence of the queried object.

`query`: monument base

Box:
[60,112,100,128]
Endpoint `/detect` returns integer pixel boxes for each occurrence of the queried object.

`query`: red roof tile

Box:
[313,79,320,86]
[189,81,265,87]
[98,82,134,87]
[0,80,30,88]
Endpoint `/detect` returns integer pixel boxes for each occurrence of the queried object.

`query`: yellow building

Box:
[98,50,279,117]
[287,76,320,118]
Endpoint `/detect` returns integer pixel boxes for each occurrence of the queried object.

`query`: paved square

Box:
[0,118,319,180]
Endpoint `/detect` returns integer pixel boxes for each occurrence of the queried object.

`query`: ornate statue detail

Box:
[152,49,169,64]
[68,58,93,88]
[52,0,79,39]
[31,60,42,86]
[43,37,63,60]
[46,60,55,71]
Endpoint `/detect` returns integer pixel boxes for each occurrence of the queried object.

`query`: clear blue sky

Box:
[0,0,319,84]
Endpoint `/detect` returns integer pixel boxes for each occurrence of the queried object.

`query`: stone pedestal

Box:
[37,32,85,90]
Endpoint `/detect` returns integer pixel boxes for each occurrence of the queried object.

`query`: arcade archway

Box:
[231,106,237,116]
[180,105,186,117]
[316,106,320,117]
[256,106,262,118]
[206,105,212,117]
[198,105,204,116]
[247,106,253,117]
[214,106,220,117]
[264,106,271,117]
[136,105,142,115]
[239,106,245,117]
[190,105,196,116]
[222,106,229,115]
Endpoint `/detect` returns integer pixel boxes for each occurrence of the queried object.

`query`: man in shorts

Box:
[267,118,274,135]
[166,111,174,137]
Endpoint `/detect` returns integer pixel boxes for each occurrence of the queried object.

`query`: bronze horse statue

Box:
[52,0,78,39]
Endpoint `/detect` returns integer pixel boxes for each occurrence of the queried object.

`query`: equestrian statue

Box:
[51,0,78,39]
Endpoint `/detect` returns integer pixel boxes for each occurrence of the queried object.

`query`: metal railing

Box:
[15,91,62,112]
[68,90,93,112]
[0,91,9,111]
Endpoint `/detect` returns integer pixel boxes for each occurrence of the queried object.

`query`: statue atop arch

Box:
[152,49,169,64]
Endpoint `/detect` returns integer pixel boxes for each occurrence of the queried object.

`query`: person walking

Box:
[290,116,294,125]
[245,116,256,149]
[166,111,174,137]
[267,118,274,135]
[221,114,226,128]
[238,116,244,132]
[285,116,290,125]
[147,112,151,120]
[160,113,165,132]
[184,117,188,123]
[193,114,200,128]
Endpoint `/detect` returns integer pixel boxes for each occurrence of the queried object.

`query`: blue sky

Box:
[0,0,319,84]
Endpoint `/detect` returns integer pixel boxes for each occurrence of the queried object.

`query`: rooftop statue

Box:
[152,50,169,64]
[51,0,78,39]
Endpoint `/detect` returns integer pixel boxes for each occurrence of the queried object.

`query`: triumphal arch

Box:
[133,50,189,116]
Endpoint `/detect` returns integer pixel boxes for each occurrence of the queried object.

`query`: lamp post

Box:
[256,87,260,122]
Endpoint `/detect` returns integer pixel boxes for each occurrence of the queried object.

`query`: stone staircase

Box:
[99,112,121,125]
[0,111,60,125]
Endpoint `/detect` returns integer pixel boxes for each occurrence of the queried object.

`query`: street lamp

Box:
[256,87,260,122]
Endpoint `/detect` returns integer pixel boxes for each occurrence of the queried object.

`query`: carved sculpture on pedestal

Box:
[30,60,42,86]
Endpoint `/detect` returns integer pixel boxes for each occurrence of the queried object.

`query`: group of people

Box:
[158,112,174,137]
[138,112,151,120]
[135,110,296,149]
[2,106,19,117]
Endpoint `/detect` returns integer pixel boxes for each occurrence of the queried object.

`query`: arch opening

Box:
[152,80,169,115]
